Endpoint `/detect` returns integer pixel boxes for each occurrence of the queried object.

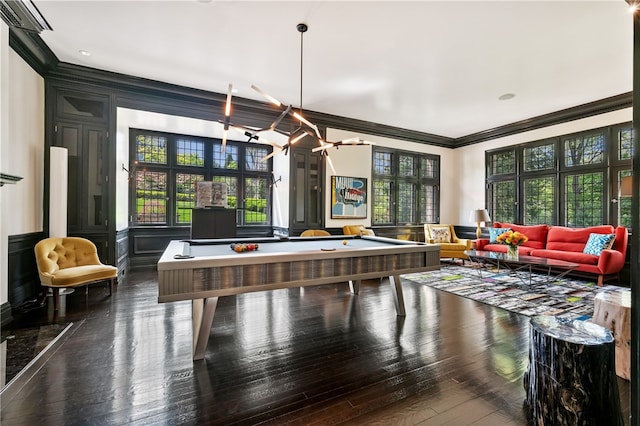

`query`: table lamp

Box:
[470,208,491,239]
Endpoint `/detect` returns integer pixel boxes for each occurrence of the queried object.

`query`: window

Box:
[523,176,555,225]
[485,123,632,228]
[563,172,604,227]
[563,132,604,167]
[131,129,272,227]
[487,148,517,223]
[372,149,440,225]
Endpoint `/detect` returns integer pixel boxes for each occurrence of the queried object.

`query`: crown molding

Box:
[453,93,632,147]
[9,32,632,149]
[8,27,57,76]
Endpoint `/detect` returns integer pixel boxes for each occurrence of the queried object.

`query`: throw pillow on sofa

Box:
[431,227,451,243]
[583,233,616,256]
[489,228,511,243]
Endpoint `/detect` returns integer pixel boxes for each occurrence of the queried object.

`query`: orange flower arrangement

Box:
[495,230,528,247]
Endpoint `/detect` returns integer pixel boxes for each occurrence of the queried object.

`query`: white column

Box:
[49,146,68,238]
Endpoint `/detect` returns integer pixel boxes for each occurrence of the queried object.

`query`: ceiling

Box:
[33,0,634,139]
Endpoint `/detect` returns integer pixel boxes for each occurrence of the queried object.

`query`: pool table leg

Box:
[348,280,360,294]
[389,275,406,316]
[192,297,218,361]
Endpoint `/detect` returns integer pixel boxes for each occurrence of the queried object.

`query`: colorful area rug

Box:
[402,265,625,320]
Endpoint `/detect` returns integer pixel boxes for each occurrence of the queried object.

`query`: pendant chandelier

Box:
[219,23,372,171]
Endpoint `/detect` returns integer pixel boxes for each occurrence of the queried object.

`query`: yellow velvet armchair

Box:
[342,225,375,236]
[35,237,118,311]
[424,224,472,262]
[300,229,331,237]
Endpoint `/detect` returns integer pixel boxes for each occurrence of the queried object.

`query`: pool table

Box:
[157,235,440,360]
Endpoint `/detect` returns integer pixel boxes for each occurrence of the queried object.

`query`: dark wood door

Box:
[290,148,323,235]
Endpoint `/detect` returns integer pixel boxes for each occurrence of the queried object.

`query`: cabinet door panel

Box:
[85,126,108,230]
[56,122,108,232]
[291,150,323,230]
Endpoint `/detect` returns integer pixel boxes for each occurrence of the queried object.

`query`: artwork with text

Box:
[331,176,367,218]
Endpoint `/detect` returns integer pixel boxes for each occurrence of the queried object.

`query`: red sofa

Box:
[476,222,628,286]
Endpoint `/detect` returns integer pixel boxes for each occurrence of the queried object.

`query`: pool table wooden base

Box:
[157,236,440,360]
[190,276,405,360]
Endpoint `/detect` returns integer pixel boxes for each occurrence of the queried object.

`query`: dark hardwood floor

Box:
[0,269,630,425]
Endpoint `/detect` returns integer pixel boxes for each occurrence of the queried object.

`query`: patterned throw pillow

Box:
[583,233,616,256]
[489,228,511,243]
[431,227,451,243]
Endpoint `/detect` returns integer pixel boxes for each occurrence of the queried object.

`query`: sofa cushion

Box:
[583,233,616,256]
[529,249,599,266]
[431,227,451,243]
[493,222,548,249]
[489,228,510,243]
[546,225,615,253]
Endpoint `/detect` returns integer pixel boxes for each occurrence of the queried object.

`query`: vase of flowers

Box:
[495,230,528,259]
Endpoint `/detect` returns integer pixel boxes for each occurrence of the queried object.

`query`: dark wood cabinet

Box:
[49,86,113,265]
[290,147,324,235]
[191,208,237,239]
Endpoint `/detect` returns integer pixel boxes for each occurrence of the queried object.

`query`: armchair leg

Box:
[52,287,60,311]
[109,278,116,296]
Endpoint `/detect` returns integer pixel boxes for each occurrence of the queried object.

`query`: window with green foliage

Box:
[372,149,440,225]
[175,173,204,223]
[523,176,555,225]
[564,172,604,227]
[564,132,604,167]
[485,123,632,228]
[135,170,167,224]
[524,143,555,171]
[487,149,517,223]
[489,150,515,175]
[136,134,167,164]
[131,129,272,226]
[618,170,632,228]
[488,180,515,223]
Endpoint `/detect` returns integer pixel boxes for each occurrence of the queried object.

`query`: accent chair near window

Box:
[424,224,472,262]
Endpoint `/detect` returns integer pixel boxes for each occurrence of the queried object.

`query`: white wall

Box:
[457,108,633,227]
[115,108,291,230]
[0,21,45,306]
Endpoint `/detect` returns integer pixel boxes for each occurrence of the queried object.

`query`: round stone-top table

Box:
[523,315,623,425]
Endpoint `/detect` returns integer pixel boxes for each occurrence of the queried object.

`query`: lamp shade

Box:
[620,175,632,197]
[470,208,491,224]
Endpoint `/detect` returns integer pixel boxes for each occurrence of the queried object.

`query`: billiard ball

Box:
[342,240,347,245]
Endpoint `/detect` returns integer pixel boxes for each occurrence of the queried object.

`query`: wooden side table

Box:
[523,315,623,425]
[592,289,631,380]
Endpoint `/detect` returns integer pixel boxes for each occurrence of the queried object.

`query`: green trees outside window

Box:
[372,149,440,226]
[130,130,271,226]
[486,123,633,229]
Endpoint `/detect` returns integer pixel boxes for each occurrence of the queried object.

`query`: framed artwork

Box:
[331,176,367,218]
[195,181,227,208]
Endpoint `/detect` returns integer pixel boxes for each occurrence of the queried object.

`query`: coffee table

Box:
[464,250,579,286]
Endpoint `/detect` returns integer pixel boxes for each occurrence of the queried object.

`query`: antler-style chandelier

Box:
[219,23,373,170]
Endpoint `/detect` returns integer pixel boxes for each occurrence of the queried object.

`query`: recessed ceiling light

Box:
[499,93,515,101]
[79,50,91,57]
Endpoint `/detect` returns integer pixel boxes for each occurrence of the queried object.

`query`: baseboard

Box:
[0,302,13,326]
